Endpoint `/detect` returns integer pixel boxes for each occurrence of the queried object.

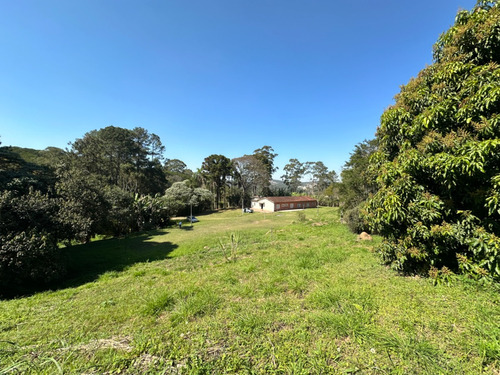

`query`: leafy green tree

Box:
[338,139,378,232]
[200,154,232,209]
[253,146,278,194]
[232,155,268,206]
[70,126,167,195]
[164,158,193,186]
[364,1,500,282]
[164,181,213,216]
[308,161,338,193]
[0,189,65,296]
[281,158,306,193]
[133,193,173,231]
[340,140,378,209]
[55,162,110,242]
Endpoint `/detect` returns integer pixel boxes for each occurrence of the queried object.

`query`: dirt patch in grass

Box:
[74,336,133,352]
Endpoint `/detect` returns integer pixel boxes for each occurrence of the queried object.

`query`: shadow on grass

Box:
[60,230,178,289]
[2,230,179,299]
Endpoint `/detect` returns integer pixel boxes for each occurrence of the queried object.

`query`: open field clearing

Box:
[1,208,499,374]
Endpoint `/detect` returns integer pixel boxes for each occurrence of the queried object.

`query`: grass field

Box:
[1,208,499,374]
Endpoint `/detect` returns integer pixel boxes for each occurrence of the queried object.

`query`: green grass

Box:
[1,208,499,374]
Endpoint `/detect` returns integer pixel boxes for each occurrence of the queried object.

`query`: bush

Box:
[0,231,66,298]
[344,205,370,234]
[0,189,67,297]
[365,2,500,282]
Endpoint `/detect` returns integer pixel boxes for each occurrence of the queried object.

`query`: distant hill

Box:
[4,146,66,167]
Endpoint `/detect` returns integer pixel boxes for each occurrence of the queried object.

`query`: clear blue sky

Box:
[0,0,476,179]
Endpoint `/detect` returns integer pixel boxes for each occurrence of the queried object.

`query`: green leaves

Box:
[365,1,500,282]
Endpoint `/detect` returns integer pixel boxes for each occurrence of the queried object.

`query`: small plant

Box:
[297,211,306,223]
[428,266,455,286]
[219,232,240,262]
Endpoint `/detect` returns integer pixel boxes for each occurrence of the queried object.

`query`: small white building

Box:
[251,196,318,212]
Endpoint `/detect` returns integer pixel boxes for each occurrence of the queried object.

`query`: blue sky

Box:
[0,0,476,179]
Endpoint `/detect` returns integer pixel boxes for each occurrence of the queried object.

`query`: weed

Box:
[218,232,240,262]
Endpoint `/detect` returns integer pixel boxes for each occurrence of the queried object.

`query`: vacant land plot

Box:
[0,208,499,374]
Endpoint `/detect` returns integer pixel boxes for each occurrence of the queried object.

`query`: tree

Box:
[232,155,268,207]
[338,139,378,233]
[253,146,278,194]
[281,159,306,193]
[164,181,213,217]
[0,188,66,297]
[70,126,167,195]
[200,154,232,209]
[55,161,110,242]
[164,158,193,186]
[309,161,338,193]
[364,1,500,282]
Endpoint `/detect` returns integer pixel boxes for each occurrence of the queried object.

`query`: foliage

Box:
[0,189,66,297]
[320,183,340,207]
[133,194,173,231]
[164,181,213,216]
[200,154,232,209]
[232,154,268,205]
[163,158,193,186]
[338,139,378,232]
[56,164,110,242]
[364,1,500,282]
[252,145,278,194]
[310,161,338,193]
[281,158,306,193]
[70,125,167,195]
[340,140,378,211]
[344,205,370,233]
[0,147,57,194]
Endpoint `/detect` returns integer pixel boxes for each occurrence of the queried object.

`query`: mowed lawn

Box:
[0,208,499,374]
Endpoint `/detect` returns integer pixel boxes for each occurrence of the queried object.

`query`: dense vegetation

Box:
[0,208,498,374]
[362,1,500,283]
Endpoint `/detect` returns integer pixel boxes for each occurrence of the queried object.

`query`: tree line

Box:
[0,126,339,296]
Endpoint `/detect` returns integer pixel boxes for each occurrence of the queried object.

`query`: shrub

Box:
[365,2,500,282]
[344,205,370,234]
[0,230,65,297]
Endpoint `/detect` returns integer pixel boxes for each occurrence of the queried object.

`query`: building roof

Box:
[263,196,317,203]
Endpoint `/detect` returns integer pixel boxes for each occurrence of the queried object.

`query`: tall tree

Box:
[70,126,166,195]
[309,161,338,193]
[200,154,232,209]
[232,155,268,207]
[339,139,378,211]
[164,158,193,186]
[281,158,306,193]
[253,146,278,194]
[364,1,500,282]
[338,139,378,232]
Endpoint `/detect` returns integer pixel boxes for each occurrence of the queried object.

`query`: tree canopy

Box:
[200,154,232,209]
[364,1,500,282]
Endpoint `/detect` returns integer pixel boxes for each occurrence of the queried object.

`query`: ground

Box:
[0,208,499,374]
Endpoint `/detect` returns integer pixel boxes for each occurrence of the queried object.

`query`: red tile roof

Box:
[264,196,317,203]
